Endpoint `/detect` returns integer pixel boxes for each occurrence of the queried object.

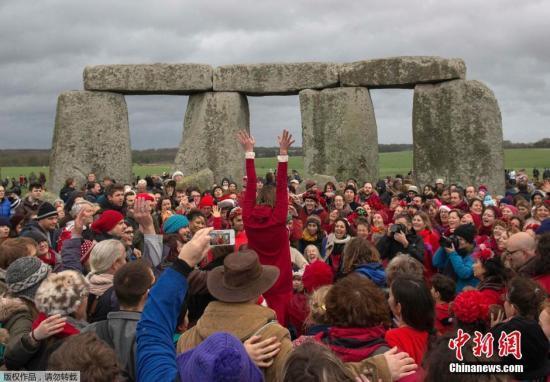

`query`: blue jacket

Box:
[354,263,386,287]
[0,198,11,218]
[433,247,479,292]
[136,260,192,382]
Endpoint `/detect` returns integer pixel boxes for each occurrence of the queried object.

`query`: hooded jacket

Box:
[354,263,386,287]
[242,157,292,298]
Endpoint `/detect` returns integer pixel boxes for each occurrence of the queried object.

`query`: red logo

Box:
[449,330,522,361]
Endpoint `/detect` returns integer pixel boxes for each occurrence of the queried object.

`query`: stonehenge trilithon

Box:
[300,87,379,182]
[413,79,504,193]
[49,56,505,194]
[49,91,132,192]
[173,92,250,184]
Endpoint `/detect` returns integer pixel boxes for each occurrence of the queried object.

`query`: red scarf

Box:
[32,312,80,338]
[313,325,388,362]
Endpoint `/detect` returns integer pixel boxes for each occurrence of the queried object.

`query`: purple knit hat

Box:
[176,332,263,382]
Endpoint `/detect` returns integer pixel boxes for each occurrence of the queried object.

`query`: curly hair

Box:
[325,274,390,328]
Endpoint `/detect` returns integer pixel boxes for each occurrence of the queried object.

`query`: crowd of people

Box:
[0,130,549,382]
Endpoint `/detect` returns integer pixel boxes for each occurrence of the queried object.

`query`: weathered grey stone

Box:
[176,169,215,193]
[300,87,378,182]
[307,174,338,189]
[173,92,249,183]
[49,91,132,194]
[214,63,339,95]
[84,64,213,94]
[340,56,466,89]
[413,79,504,194]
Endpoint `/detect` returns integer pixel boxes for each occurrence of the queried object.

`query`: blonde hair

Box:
[89,240,124,274]
[306,285,332,326]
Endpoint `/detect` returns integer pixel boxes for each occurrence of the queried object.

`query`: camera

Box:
[439,234,459,249]
[389,223,406,236]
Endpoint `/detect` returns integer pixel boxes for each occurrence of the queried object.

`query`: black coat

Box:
[376,232,425,264]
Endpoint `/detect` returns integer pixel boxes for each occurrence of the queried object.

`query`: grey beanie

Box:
[6,257,50,301]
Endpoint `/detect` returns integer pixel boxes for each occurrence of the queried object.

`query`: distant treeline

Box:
[1,139,549,166]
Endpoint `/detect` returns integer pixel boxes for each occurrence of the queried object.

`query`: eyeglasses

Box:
[504,249,522,257]
[123,231,134,235]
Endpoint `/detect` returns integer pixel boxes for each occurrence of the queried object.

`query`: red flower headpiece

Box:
[474,248,494,263]
[452,290,490,324]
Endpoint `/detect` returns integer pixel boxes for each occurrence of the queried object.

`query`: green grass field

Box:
[1,148,548,182]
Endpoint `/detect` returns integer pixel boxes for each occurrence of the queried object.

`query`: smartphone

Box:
[209,229,235,246]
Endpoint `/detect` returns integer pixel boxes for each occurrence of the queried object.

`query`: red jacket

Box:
[434,303,453,335]
[418,229,440,282]
[243,157,292,297]
[534,274,550,295]
[385,326,429,365]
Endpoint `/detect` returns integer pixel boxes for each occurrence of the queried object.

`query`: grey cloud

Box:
[1,0,549,149]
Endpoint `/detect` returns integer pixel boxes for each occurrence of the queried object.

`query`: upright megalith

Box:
[49,91,132,193]
[340,56,466,89]
[300,87,378,182]
[413,79,504,193]
[173,92,249,183]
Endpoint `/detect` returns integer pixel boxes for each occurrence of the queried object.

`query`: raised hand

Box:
[73,204,94,236]
[277,130,295,155]
[212,204,221,219]
[178,227,213,267]
[134,196,155,235]
[237,130,256,152]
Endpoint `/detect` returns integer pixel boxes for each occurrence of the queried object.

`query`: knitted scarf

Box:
[302,229,319,242]
[314,325,388,362]
[32,312,80,338]
[86,273,114,296]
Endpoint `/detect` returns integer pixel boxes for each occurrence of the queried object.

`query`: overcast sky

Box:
[1,0,549,149]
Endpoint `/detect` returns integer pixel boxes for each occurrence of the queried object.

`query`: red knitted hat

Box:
[302,261,333,293]
[199,194,214,208]
[136,193,155,202]
[91,210,124,234]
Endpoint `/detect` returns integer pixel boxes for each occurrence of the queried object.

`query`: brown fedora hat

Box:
[207,249,279,303]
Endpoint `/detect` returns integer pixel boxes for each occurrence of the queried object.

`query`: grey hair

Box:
[70,200,94,218]
[89,240,125,274]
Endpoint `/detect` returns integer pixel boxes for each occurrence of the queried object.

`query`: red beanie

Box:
[136,193,155,202]
[91,210,124,234]
[199,194,214,208]
[302,260,333,293]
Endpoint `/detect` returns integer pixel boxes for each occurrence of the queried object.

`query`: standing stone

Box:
[49,91,132,194]
[413,79,504,194]
[174,92,249,184]
[340,56,466,88]
[300,87,378,182]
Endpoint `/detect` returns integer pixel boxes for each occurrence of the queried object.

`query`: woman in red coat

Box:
[237,129,294,324]
[411,211,440,282]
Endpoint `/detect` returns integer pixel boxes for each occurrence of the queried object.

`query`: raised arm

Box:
[273,130,294,224]
[237,130,258,218]
[137,228,212,382]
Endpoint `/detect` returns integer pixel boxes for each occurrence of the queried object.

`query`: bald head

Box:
[506,232,537,270]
